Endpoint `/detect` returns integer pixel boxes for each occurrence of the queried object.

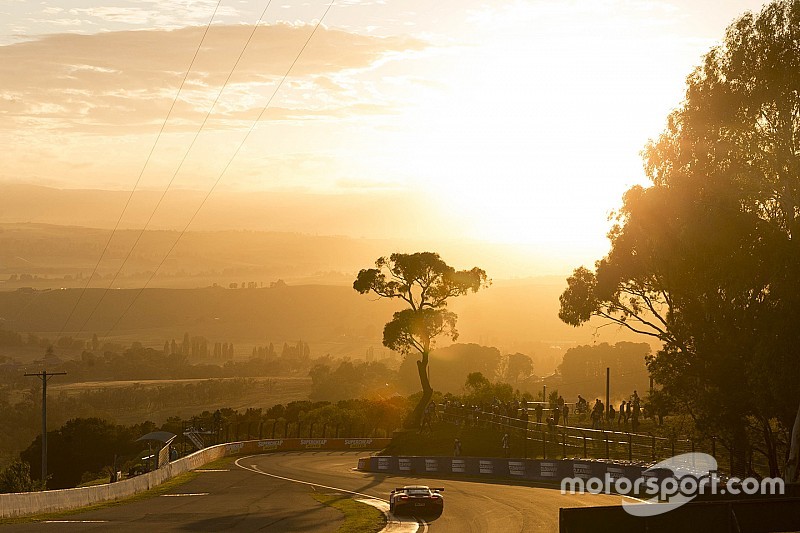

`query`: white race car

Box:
[389,485,444,516]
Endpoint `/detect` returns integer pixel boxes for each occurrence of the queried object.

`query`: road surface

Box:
[3,452,619,532]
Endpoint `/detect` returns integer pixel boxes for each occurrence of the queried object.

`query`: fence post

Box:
[523,428,528,459]
[628,433,632,462]
[542,431,547,459]
[604,431,609,459]
[712,436,716,459]
[562,431,567,459]
[650,433,655,461]
[582,433,587,458]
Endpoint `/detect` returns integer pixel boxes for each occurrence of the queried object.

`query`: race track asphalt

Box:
[2,452,619,532]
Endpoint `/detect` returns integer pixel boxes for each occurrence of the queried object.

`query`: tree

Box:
[354,252,488,428]
[0,460,37,493]
[559,0,800,478]
[504,352,533,385]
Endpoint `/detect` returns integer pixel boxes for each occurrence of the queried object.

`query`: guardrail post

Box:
[582,433,587,458]
[604,431,609,459]
[562,431,567,459]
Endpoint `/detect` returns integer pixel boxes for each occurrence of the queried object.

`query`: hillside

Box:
[0,282,652,373]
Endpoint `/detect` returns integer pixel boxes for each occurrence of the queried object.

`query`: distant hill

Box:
[0,282,653,374]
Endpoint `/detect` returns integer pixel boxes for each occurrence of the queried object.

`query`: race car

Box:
[389,485,444,516]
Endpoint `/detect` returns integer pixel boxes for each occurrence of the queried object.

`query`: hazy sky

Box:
[0,0,769,268]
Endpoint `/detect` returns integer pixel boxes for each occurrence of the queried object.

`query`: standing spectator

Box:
[535,403,543,425]
[562,403,570,427]
[591,399,604,429]
[608,404,616,425]
[453,438,462,457]
[554,404,561,426]
[502,433,510,458]
[618,401,626,426]
[625,400,632,424]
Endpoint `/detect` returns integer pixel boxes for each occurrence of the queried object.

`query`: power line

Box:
[56,0,224,340]
[101,2,336,342]
[74,0,277,340]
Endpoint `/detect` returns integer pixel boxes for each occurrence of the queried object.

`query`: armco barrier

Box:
[0,437,390,518]
[356,456,668,485]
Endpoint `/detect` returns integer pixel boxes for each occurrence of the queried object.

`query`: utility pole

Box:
[25,369,66,489]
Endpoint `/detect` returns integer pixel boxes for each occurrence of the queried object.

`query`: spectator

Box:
[502,433,510,458]
[562,403,570,427]
[618,401,626,426]
[535,403,543,425]
[453,438,462,457]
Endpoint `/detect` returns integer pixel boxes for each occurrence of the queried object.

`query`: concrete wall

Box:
[0,437,390,518]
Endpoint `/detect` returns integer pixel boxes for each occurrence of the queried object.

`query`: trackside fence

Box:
[440,405,708,466]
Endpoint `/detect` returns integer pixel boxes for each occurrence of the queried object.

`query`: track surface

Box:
[3,452,619,532]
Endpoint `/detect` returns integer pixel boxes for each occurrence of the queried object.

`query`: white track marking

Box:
[355,498,420,533]
[234,455,423,532]
[195,469,229,472]
[160,493,209,497]
[44,521,109,523]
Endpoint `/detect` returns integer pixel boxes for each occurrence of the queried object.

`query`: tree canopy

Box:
[559,0,800,479]
[354,252,488,428]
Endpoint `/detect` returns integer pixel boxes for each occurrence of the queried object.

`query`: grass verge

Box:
[0,470,200,525]
[312,492,386,533]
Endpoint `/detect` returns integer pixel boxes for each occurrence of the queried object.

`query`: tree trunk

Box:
[786,400,800,482]
[404,351,433,429]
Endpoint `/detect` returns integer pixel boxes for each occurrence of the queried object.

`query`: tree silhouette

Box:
[354,252,488,428]
[559,0,800,479]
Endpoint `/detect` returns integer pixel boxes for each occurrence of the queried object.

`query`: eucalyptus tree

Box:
[560,0,800,478]
[354,252,488,428]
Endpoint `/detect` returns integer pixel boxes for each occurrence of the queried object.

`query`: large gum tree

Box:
[354,252,488,429]
[559,0,800,479]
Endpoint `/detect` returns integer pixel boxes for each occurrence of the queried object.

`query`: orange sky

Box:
[0,0,770,273]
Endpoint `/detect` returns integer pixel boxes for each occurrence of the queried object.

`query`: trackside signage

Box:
[508,461,525,476]
[425,459,438,472]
